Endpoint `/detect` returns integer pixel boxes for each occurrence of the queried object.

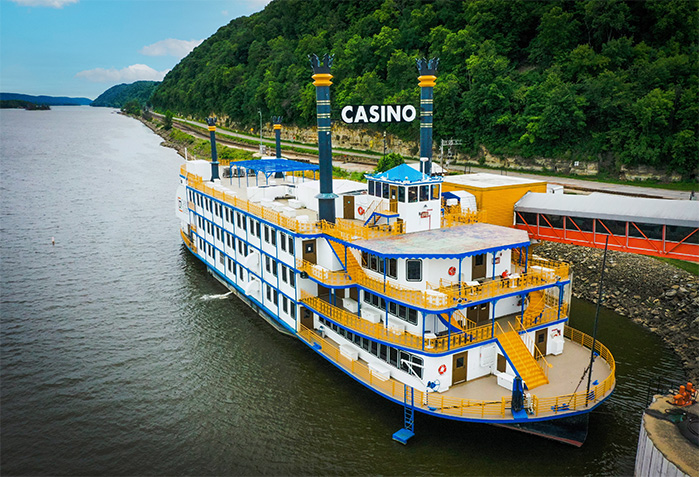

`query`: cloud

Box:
[139,39,203,59]
[76,64,169,83]
[10,0,78,7]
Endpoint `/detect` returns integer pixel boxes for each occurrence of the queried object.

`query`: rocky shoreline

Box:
[535,242,698,384]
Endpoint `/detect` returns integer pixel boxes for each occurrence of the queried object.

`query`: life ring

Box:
[448,266,456,276]
[357,206,365,215]
[438,364,447,375]
[550,328,561,338]
[501,270,509,279]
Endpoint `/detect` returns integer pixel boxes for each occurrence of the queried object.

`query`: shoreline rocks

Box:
[535,242,698,384]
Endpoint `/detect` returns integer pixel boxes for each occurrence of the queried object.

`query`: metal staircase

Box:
[521,290,545,327]
[497,325,549,390]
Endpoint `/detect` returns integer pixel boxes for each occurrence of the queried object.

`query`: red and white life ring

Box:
[438,364,447,375]
[501,270,509,279]
[448,266,456,276]
[550,328,561,338]
[357,206,365,215]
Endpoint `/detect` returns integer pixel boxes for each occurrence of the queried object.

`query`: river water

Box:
[0,107,687,476]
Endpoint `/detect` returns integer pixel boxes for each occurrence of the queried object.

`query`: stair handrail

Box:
[508,321,552,378]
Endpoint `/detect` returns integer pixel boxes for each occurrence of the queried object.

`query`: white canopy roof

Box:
[515,192,699,228]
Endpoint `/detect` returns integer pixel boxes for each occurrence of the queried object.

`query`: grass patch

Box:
[652,256,699,276]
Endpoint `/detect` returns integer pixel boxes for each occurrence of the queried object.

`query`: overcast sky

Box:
[1,0,272,99]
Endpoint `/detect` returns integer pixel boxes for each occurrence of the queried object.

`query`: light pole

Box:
[258,109,263,154]
[383,130,386,158]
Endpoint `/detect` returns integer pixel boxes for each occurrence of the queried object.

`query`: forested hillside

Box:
[92,81,159,108]
[151,0,698,177]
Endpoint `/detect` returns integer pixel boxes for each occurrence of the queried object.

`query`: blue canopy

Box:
[367,163,440,184]
[230,158,319,174]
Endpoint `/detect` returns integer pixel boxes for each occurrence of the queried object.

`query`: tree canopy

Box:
[92,81,159,108]
[151,0,698,177]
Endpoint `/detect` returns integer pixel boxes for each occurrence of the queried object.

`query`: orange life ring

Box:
[438,364,447,375]
[448,266,456,276]
[357,206,365,215]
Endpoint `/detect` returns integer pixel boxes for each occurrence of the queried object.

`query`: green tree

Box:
[163,110,173,130]
[121,99,141,116]
[375,152,405,173]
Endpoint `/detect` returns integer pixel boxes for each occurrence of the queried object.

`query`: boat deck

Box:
[298,324,615,422]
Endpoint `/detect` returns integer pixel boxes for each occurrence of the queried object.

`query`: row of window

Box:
[367,181,440,203]
[363,290,419,326]
[516,212,698,243]
[360,253,422,281]
[319,316,423,378]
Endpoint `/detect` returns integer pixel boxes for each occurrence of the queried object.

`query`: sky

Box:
[0,0,272,100]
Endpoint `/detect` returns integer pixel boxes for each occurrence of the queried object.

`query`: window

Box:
[282,265,287,282]
[368,180,374,196]
[273,290,278,305]
[280,232,287,252]
[431,184,440,199]
[382,182,389,199]
[288,236,294,255]
[419,185,429,201]
[265,256,271,272]
[255,221,260,237]
[271,229,276,246]
[264,225,269,242]
[289,271,295,287]
[290,303,296,319]
[406,259,422,281]
[398,186,405,203]
[282,296,288,314]
[218,252,224,266]
[237,212,242,228]
[266,285,272,301]
[387,258,397,279]
[408,186,417,203]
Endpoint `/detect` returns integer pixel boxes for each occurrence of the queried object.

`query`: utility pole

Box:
[439,138,462,173]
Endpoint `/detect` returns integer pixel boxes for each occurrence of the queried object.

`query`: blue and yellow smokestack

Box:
[273,116,283,159]
[417,58,439,176]
[309,53,337,224]
[206,116,220,181]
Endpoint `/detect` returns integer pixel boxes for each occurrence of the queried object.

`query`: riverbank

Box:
[536,242,698,384]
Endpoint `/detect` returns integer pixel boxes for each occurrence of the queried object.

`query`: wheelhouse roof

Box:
[366,163,442,184]
[352,223,530,258]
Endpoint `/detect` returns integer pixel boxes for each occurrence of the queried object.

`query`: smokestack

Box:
[273,116,283,159]
[206,116,220,181]
[309,53,337,224]
[416,58,439,176]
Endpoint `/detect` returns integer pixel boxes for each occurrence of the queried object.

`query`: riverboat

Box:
[175,56,615,446]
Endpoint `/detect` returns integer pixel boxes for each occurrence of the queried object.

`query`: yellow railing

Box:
[296,259,353,286]
[297,323,614,420]
[299,291,496,353]
[183,167,404,241]
[442,208,487,228]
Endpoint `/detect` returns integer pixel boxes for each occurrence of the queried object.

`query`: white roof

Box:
[515,192,699,227]
[444,173,545,188]
[296,179,367,195]
[408,163,445,174]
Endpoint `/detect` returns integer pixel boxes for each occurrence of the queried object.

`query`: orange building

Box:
[442,173,547,227]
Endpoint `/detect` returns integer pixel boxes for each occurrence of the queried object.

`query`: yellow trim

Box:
[273,124,282,130]
[418,75,437,87]
[312,73,333,87]
[208,126,216,132]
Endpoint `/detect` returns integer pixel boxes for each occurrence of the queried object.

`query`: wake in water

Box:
[200,291,233,301]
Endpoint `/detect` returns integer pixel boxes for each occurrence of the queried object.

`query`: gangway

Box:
[514,192,698,262]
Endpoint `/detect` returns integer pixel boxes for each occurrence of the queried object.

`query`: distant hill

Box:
[91,81,160,108]
[0,92,92,106]
[0,99,50,110]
